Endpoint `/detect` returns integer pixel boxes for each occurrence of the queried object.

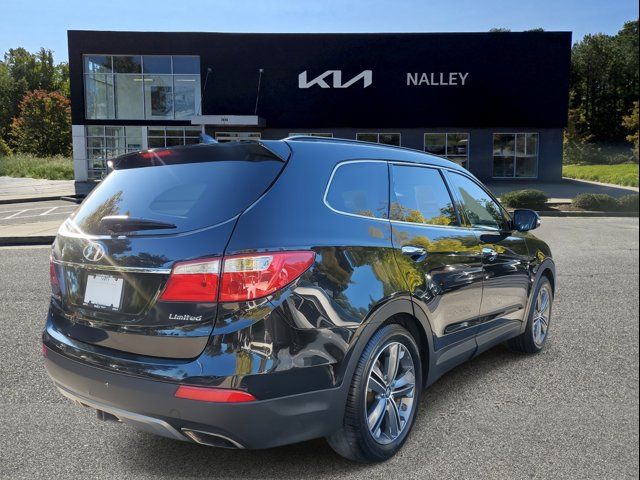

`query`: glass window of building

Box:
[147,126,201,148]
[112,56,142,73]
[85,126,143,179]
[356,133,401,146]
[424,133,469,169]
[83,55,201,120]
[115,74,144,119]
[214,132,262,142]
[288,133,333,138]
[172,56,200,74]
[174,75,201,119]
[84,73,114,119]
[493,133,538,178]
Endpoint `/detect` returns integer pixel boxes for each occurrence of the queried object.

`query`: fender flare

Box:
[331,295,435,424]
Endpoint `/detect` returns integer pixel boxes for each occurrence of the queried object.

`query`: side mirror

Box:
[512,209,541,232]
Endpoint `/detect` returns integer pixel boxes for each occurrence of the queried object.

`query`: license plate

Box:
[83,274,124,311]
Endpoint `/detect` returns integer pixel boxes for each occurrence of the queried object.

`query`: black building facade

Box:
[68,30,571,186]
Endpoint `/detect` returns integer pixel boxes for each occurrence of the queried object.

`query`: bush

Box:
[501,189,548,210]
[563,141,637,165]
[0,138,12,156]
[572,193,620,211]
[9,90,71,156]
[617,194,640,212]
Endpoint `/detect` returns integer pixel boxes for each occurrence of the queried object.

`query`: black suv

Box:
[43,137,555,462]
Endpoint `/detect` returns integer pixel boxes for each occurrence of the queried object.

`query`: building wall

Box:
[72,125,564,186]
[68,30,571,189]
[263,127,564,182]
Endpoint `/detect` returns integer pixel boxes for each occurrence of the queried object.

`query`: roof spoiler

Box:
[111,141,291,170]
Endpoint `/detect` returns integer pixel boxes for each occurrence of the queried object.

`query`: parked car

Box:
[43,137,555,462]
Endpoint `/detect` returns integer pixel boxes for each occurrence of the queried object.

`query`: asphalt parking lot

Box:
[0,200,77,226]
[0,217,638,479]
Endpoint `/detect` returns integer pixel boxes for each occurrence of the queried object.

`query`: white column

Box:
[71,125,88,182]
[141,126,149,150]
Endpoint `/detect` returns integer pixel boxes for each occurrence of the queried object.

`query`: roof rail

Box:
[284,135,366,145]
[284,135,428,155]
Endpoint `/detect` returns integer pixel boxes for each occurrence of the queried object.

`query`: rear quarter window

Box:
[325,161,389,219]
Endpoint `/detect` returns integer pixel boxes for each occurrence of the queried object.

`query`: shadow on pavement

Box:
[118,344,528,478]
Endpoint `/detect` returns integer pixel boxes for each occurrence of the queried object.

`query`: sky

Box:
[1,0,638,62]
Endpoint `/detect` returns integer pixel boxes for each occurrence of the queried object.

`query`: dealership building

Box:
[68,30,571,191]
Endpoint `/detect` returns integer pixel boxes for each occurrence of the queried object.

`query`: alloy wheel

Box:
[365,341,416,445]
[532,285,552,347]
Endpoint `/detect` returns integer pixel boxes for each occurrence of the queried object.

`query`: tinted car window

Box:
[70,157,283,235]
[447,172,508,230]
[326,162,388,219]
[390,165,458,226]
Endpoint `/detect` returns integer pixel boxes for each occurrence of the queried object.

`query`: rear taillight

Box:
[174,385,256,403]
[219,251,315,302]
[159,251,315,303]
[49,253,60,294]
[159,258,221,302]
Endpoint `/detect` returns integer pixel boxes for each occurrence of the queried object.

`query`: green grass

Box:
[0,154,74,180]
[563,163,639,188]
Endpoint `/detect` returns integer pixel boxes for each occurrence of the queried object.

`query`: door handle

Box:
[401,245,427,261]
[482,247,498,262]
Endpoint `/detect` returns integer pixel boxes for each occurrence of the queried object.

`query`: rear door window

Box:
[325,161,389,219]
[390,164,459,226]
[69,145,284,235]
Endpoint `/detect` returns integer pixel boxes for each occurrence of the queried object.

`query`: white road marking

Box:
[1,210,75,221]
[40,207,58,216]
[0,244,52,250]
[3,209,28,219]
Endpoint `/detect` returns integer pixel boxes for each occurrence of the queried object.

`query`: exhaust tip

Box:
[96,409,120,422]
[181,429,244,449]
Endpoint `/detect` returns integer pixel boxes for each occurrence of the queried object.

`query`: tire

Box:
[507,277,553,354]
[326,323,422,462]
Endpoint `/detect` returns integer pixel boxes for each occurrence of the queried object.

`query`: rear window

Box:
[69,145,284,235]
[325,161,388,219]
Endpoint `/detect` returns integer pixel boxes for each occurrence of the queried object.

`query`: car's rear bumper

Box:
[43,345,345,449]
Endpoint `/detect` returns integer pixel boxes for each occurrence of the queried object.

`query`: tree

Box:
[0,47,69,144]
[569,20,639,144]
[622,101,639,160]
[9,90,71,156]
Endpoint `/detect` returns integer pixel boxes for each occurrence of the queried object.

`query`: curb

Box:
[538,210,639,217]
[0,236,55,246]
[562,177,639,193]
[0,196,64,205]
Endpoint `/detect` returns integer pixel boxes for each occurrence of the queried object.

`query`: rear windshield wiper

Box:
[101,215,177,234]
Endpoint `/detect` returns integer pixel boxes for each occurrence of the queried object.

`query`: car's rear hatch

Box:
[50,142,288,358]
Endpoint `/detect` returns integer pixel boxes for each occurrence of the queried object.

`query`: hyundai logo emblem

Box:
[83,243,106,262]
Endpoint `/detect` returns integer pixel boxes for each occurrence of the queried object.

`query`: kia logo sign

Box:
[83,243,106,262]
[298,70,372,89]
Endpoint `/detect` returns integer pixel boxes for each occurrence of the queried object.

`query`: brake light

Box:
[219,251,315,302]
[140,149,173,159]
[175,385,256,403]
[159,251,315,303]
[159,258,220,302]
